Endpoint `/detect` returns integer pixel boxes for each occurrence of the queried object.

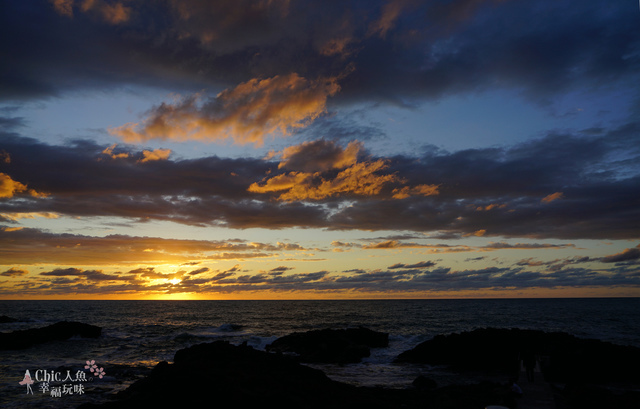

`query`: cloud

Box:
[110,74,340,146]
[50,0,74,17]
[277,139,361,172]
[480,242,574,251]
[463,229,487,237]
[360,239,573,253]
[0,173,28,198]
[0,267,28,277]
[541,192,564,203]
[249,159,398,200]
[331,241,356,247]
[101,144,130,160]
[3,258,638,297]
[0,227,306,266]
[0,117,25,130]
[269,266,294,275]
[188,267,210,276]
[392,184,440,199]
[91,1,132,25]
[249,139,439,201]
[140,148,172,163]
[0,173,46,199]
[2,120,640,239]
[475,204,507,211]
[3,0,638,108]
[50,0,132,24]
[40,267,138,281]
[388,261,437,269]
[0,212,59,222]
[362,240,461,250]
[367,0,411,38]
[601,245,640,263]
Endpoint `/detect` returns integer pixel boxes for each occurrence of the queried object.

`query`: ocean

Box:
[1,298,639,408]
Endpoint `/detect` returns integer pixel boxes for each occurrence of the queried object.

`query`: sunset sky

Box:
[1,0,639,299]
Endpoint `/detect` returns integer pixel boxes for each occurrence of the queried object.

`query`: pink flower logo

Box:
[85,360,97,372]
[85,359,106,378]
[94,367,106,379]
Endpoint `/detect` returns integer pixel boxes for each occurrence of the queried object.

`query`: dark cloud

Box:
[388,261,437,269]
[40,267,138,282]
[0,267,28,277]
[601,245,640,263]
[2,0,637,110]
[0,116,25,130]
[276,139,361,173]
[269,266,294,275]
[0,226,305,265]
[3,260,638,297]
[188,267,210,276]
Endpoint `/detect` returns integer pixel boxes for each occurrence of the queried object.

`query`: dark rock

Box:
[395,327,640,384]
[266,327,389,363]
[0,321,102,350]
[77,340,510,409]
[0,315,19,323]
[564,383,640,409]
[412,375,437,390]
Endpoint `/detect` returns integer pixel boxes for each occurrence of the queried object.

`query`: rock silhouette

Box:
[78,340,510,409]
[0,321,102,350]
[395,327,640,384]
[266,327,389,363]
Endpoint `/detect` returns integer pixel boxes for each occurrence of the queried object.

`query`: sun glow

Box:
[168,278,182,285]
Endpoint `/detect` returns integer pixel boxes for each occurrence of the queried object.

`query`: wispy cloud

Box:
[110,74,340,146]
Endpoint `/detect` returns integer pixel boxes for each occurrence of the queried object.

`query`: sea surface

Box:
[1,298,639,408]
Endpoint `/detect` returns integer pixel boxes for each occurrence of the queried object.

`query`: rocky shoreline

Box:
[3,321,639,408]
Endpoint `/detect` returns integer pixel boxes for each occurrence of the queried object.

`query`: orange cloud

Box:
[542,192,564,203]
[475,203,507,211]
[249,140,439,201]
[140,148,172,163]
[50,0,131,25]
[1,227,24,232]
[110,73,340,146]
[392,184,440,199]
[463,229,487,237]
[248,172,313,195]
[0,173,28,198]
[249,159,396,201]
[0,212,60,221]
[93,1,131,24]
[51,0,132,24]
[101,144,130,160]
[0,173,48,199]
